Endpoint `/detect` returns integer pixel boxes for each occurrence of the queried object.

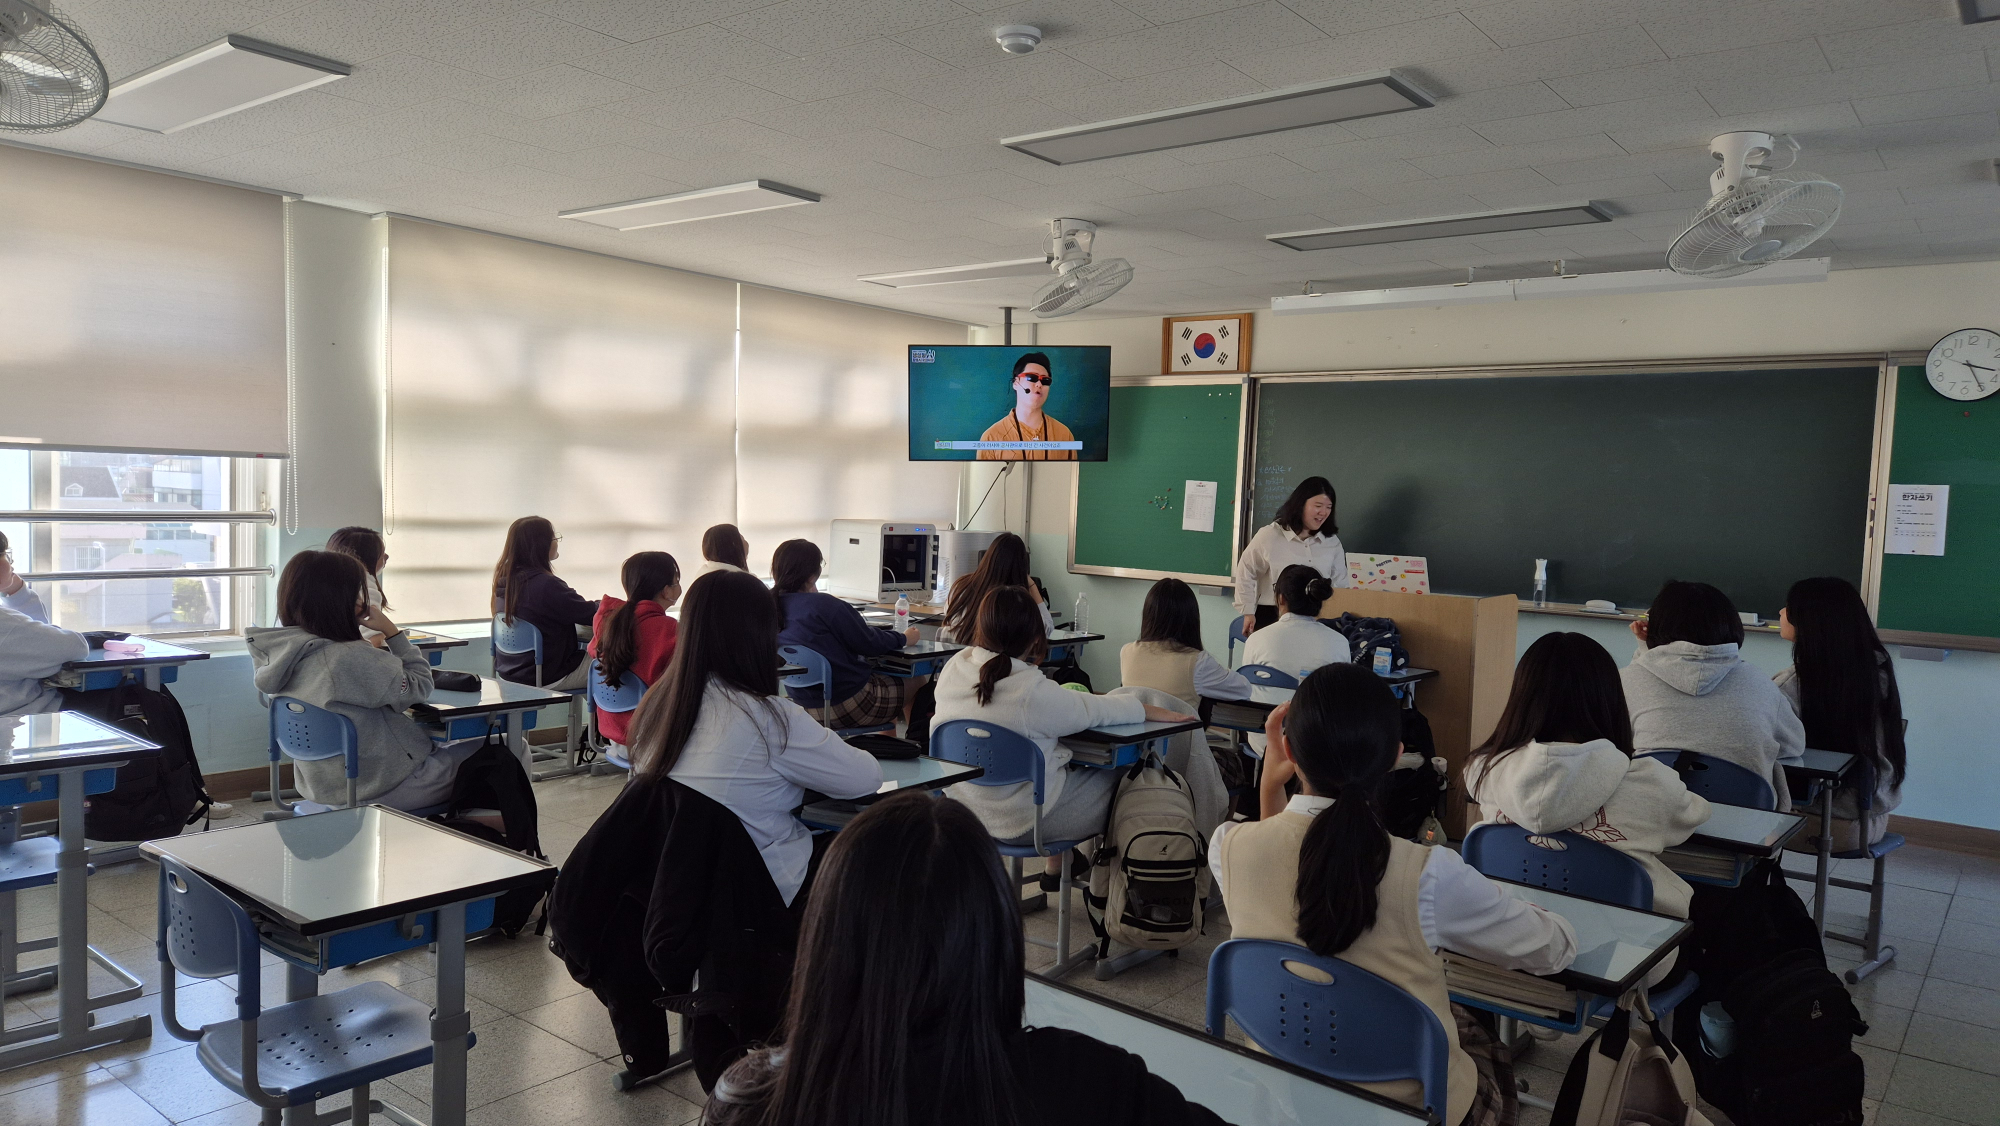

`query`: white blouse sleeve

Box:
[767,697,884,800]
[1192,652,1253,701]
[1418,846,1577,975]
[1232,525,1269,616]
[1327,535,1352,589]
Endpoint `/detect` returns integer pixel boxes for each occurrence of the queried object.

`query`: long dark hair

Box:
[1273,476,1338,537]
[1785,577,1906,788]
[325,526,390,610]
[1274,563,1333,618]
[943,532,1031,642]
[276,550,366,643]
[1645,580,1743,647]
[626,570,781,776]
[1138,577,1204,653]
[1468,633,1634,792]
[771,539,823,628]
[703,523,750,570]
[706,794,1026,1126]
[596,551,680,686]
[1288,663,1403,956]
[972,586,1047,706]
[493,516,557,624]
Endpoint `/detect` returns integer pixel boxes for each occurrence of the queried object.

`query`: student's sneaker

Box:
[205,800,236,821]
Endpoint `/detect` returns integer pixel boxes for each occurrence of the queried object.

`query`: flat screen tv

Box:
[907,344,1111,462]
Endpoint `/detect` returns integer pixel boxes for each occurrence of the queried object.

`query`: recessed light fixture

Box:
[1960,0,2000,23]
[95,36,350,133]
[1270,257,1829,314]
[1268,201,1614,252]
[559,180,820,231]
[1000,71,1434,165]
[858,257,1052,288]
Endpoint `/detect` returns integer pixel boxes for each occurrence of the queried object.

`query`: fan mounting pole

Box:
[1709,131,1777,197]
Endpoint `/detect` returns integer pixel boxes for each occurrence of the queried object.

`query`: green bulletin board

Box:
[1071,382,1242,583]
[1876,366,2000,644]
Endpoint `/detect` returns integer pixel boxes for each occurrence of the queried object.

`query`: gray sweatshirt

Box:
[246,627,438,804]
[0,587,88,718]
[1621,641,1805,811]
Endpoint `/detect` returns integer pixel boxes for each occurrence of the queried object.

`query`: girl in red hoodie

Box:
[589,552,682,747]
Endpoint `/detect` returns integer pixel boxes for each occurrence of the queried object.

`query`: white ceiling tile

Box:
[716,0,974,57]
[1405,132,1622,176]
[408,132,561,173]
[237,0,437,65]
[1063,2,1329,80]
[576,24,801,92]
[1461,0,1694,50]
[418,3,631,80]
[1644,0,1935,60]
[1226,12,1495,87]
[1606,100,1858,153]
[1698,52,1988,117]
[736,39,963,102]
[70,0,315,72]
[1851,85,2000,127]
[1816,12,2000,72]
[608,80,801,131]
[893,0,1154,68]
[1341,81,1572,138]
[525,0,783,43]
[1473,92,1715,147]
[1549,38,1831,109]
[1417,27,1667,96]
[323,53,495,109]
[1278,0,1485,38]
[459,64,652,119]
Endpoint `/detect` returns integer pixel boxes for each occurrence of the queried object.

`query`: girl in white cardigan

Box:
[939,586,1191,879]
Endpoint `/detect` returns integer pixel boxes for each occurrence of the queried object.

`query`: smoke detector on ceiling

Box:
[994,25,1041,54]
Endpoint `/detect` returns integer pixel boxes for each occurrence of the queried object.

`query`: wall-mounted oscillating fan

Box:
[0,0,107,132]
[1030,218,1134,318]
[1667,131,1841,279]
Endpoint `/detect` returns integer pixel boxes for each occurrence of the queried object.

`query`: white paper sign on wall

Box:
[1885,485,1949,556]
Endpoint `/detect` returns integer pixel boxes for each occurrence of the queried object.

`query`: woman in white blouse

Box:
[1233,476,1349,638]
[626,568,881,907]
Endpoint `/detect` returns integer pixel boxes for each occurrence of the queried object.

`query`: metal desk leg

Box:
[506,711,530,777]
[143,667,163,692]
[1815,784,1833,936]
[432,903,470,1126]
[281,965,321,1126]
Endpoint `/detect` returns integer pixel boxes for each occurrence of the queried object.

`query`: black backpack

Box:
[1326,612,1410,672]
[60,683,212,841]
[433,738,549,938]
[1379,706,1445,841]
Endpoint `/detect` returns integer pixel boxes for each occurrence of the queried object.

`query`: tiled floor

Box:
[7,770,2000,1126]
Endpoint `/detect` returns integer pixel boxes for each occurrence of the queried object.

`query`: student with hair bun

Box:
[1212,663,1576,1126]
[1240,563,1351,681]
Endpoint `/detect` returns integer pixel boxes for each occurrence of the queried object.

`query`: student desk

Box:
[405,629,469,668]
[409,677,571,776]
[1203,669,1440,734]
[1784,749,1858,934]
[49,635,211,692]
[1064,716,1208,769]
[798,755,986,829]
[1662,804,1806,888]
[1043,629,1104,664]
[1024,975,1427,1126]
[0,712,157,1072]
[1445,881,1692,1034]
[141,806,557,1126]
[869,639,966,678]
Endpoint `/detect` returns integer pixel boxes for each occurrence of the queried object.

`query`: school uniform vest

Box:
[1215,816,1475,1126]
[1119,641,1200,709]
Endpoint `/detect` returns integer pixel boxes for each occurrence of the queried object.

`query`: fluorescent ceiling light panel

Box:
[96,36,350,133]
[1269,202,1614,252]
[1960,0,2000,24]
[1001,72,1433,165]
[858,257,1051,288]
[1269,257,1829,315]
[560,181,820,231]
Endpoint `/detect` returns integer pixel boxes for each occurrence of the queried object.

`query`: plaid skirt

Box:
[1455,1003,1520,1126]
[827,673,906,729]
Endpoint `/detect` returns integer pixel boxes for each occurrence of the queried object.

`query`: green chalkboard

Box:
[1072,383,1242,582]
[1877,366,2000,642]
[1252,369,1879,618]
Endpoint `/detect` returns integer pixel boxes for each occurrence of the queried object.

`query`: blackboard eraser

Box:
[1582,599,1620,614]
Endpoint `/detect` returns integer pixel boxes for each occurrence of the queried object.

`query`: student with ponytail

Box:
[1241,564,1351,681]
[1211,663,1576,1126]
[587,551,682,748]
[1774,576,1906,850]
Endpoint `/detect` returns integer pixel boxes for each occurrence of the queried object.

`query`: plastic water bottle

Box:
[1073,591,1089,632]
[895,592,910,634]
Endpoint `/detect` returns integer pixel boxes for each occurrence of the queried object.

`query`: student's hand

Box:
[1259,747,1297,819]
[1629,619,1649,643]
[1263,701,1290,754]
[904,627,922,645]
[1141,704,1196,722]
[1241,614,1256,637]
[361,606,399,639]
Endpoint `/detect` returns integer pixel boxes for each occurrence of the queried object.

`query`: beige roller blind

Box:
[736,285,964,567]
[0,144,287,457]
[384,218,738,622]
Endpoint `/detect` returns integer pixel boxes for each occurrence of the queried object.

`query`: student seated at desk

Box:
[248,551,485,812]
[1622,581,1805,808]
[1775,577,1905,850]
[1465,632,1708,927]
[706,792,1226,1126]
[772,539,917,730]
[0,529,88,718]
[938,531,1052,642]
[1120,577,1252,707]
[1241,564,1351,679]
[326,526,392,646]
[1212,663,1576,1126]
[940,587,1191,884]
[492,516,597,690]
[587,551,682,748]
[626,569,881,906]
[692,523,751,582]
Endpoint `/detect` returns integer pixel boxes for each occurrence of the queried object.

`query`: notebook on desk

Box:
[1441,954,1579,1020]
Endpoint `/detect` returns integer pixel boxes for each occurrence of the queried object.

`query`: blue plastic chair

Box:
[1462,824,1698,1018]
[931,719,1092,978]
[1783,757,1903,982]
[1207,939,1451,1119]
[0,808,62,998]
[492,614,591,778]
[265,697,360,818]
[155,857,449,1119]
[779,644,895,737]
[1227,615,1249,665]
[1640,750,1777,810]
[1236,664,1300,688]
[588,660,645,773]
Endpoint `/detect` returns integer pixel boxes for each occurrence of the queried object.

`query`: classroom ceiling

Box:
[28,0,2000,324]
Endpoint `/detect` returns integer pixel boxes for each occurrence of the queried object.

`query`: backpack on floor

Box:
[434,738,549,938]
[1706,948,1868,1126]
[1553,991,1713,1126]
[1084,753,1209,954]
[60,682,212,841]
[1379,706,1446,842]
[1326,612,1410,673]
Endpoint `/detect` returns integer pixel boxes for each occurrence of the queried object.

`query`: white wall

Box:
[282,202,386,556]
[1029,260,2000,830]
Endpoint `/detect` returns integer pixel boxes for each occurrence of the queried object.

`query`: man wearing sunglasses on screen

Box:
[976,351,1077,461]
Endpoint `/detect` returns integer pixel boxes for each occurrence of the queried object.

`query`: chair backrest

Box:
[929,719,1047,803]
[1639,750,1777,811]
[589,660,646,714]
[1206,938,1451,1119]
[777,644,830,693]
[1461,823,1653,910]
[270,697,358,768]
[1228,615,1248,662]
[1237,664,1299,688]
[491,613,545,667]
[156,858,265,1021]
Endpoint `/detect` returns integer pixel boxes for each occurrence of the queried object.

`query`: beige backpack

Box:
[1083,753,1209,953]
[1553,991,1715,1126]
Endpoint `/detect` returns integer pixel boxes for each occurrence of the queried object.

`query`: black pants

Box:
[1254,604,1281,630]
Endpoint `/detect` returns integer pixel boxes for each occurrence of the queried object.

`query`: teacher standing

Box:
[1232,476,1350,637]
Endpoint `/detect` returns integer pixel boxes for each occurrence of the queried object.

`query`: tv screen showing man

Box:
[907,344,1111,462]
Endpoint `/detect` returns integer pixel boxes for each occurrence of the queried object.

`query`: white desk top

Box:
[0,712,160,774]
[1685,803,1805,855]
[409,677,572,720]
[62,635,210,670]
[1486,882,1690,997]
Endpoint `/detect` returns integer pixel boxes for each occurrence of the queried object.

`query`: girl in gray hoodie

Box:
[248,551,480,810]
[1620,581,1805,809]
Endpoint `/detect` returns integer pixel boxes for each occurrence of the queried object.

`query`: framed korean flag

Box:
[1162,313,1252,375]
